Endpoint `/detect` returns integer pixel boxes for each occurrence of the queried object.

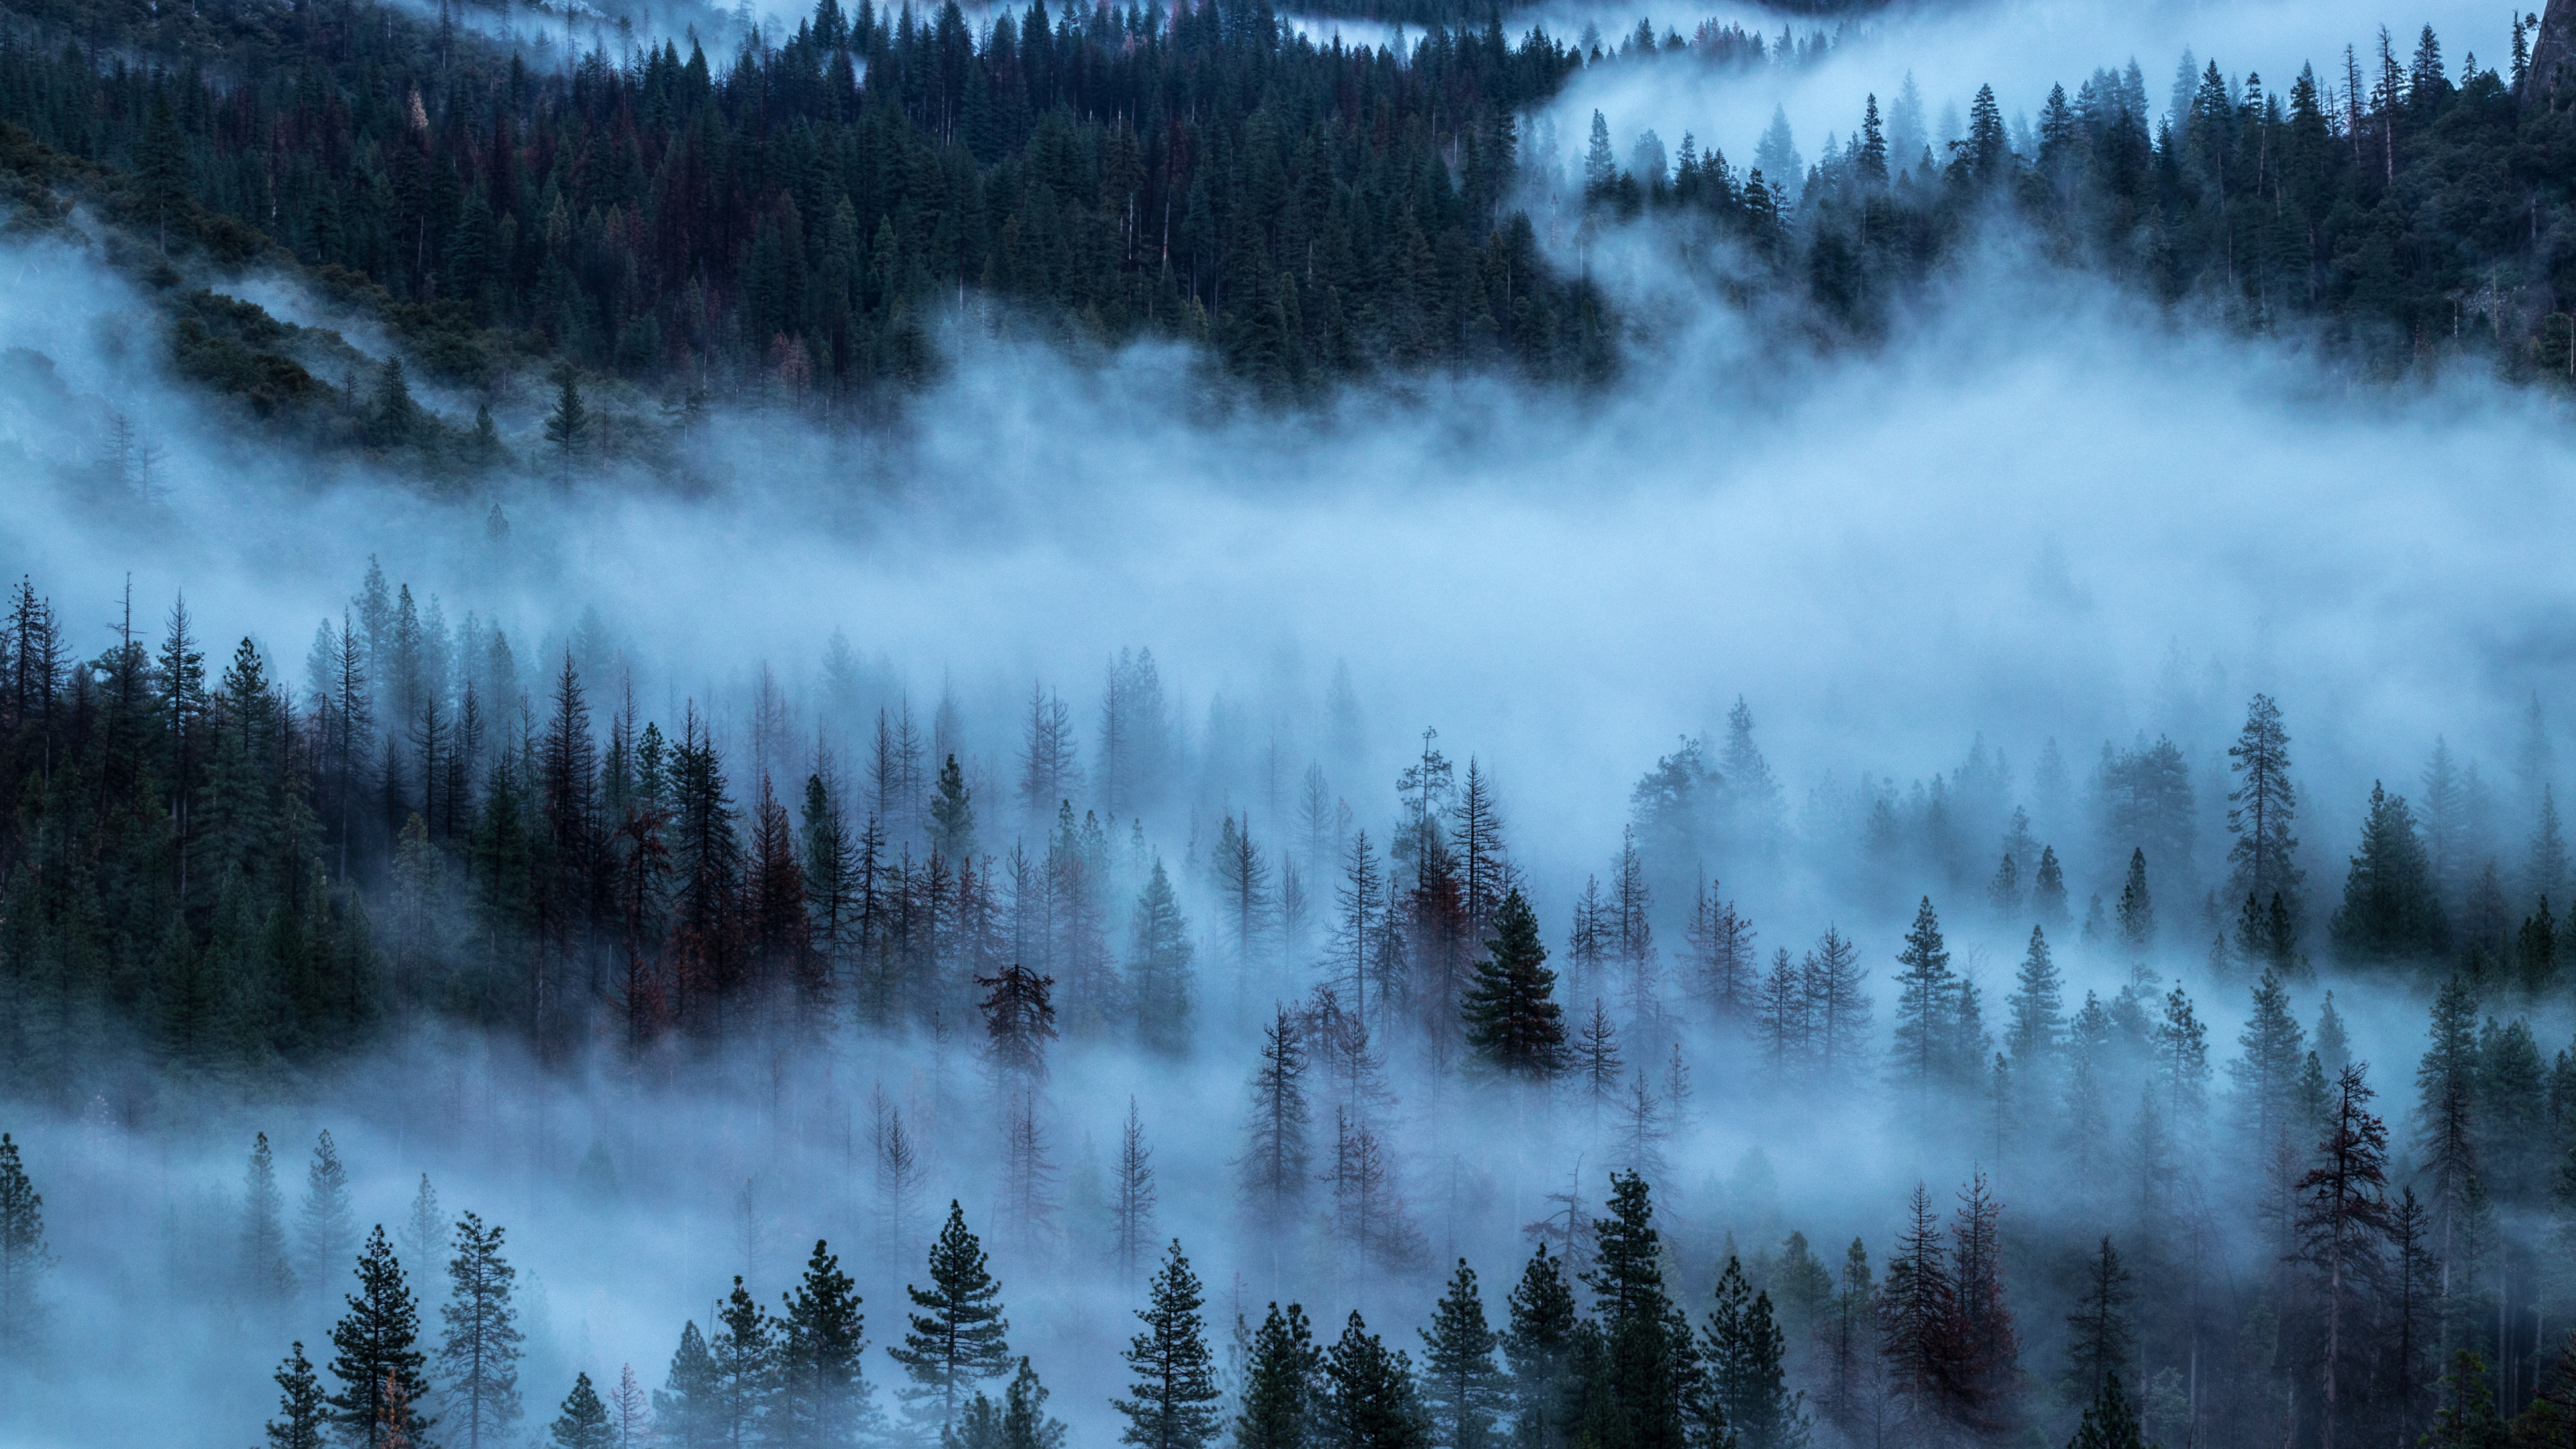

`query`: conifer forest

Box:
[9,0,2576,1440]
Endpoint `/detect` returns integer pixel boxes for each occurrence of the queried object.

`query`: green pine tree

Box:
[1128,859,1196,1055]
[1321,1311,1430,1449]
[1419,1260,1508,1449]
[929,753,975,862]
[2328,782,2450,965]
[543,364,590,479]
[890,1202,1012,1429]
[1113,1240,1223,1449]
[325,1225,434,1449]
[653,1320,721,1449]
[0,1132,51,1355]
[1502,1245,1576,1449]
[713,1276,779,1445]
[777,1238,875,1448]
[1703,1256,1803,1449]
[2065,1373,2143,1449]
[440,1210,525,1449]
[266,1341,329,1449]
[551,1371,615,1449]
[1238,1302,1322,1449]
[1462,890,1567,1079]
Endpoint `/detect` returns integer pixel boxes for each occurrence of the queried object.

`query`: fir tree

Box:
[326,1225,435,1449]
[266,1341,330,1449]
[2113,849,2153,957]
[2066,1374,2144,1449]
[543,364,589,478]
[1242,1006,1313,1224]
[1462,889,1568,1079]
[1419,1260,1508,1449]
[244,1132,295,1301]
[300,1130,358,1305]
[1889,898,1957,1106]
[713,1277,778,1445]
[552,1372,614,1449]
[439,1211,525,1449]
[777,1238,873,1448]
[891,1202,1012,1429]
[1239,1302,1323,1449]
[2033,846,2070,932]
[2062,1236,2131,1400]
[1128,859,1195,1053]
[654,1321,721,1449]
[2328,782,2450,965]
[1320,1311,1430,1449]
[1502,1246,1577,1449]
[1112,1099,1159,1285]
[2225,694,2303,917]
[1703,1255,1804,1449]
[1113,1240,1223,1449]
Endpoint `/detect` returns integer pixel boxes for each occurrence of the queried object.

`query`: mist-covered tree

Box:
[1889,898,1958,1107]
[1462,890,1567,1079]
[1240,1302,1322,1449]
[2226,694,2303,919]
[949,1358,1068,1449]
[1320,1311,1430,1449]
[439,1210,525,1449]
[2328,782,2449,965]
[2296,1064,2392,1449]
[929,754,975,863]
[2065,1373,2143,1449]
[325,1225,434,1449]
[543,364,588,479]
[2062,1236,2131,1401]
[891,1203,1012,1429]
[2004,928,2062,1081]
[2113,849,2153,957]
[551,1372,614,1449]
[1703,1255,1804,1449]
[299,1130,358,1306]
[653,1321,720,1449]
[1573,1000,1624,1120]
[1419,1261,1507,1449]
[252,1338,327,1449]
[1579,1171,1703,1449]
[1112,1099,1159,1285]
[975,965,1058,1081]
[242,1132,295,1302]
[1112,1240,1222,1449]
[777,1238,873,1448]
[1242,1006,1313,1225]
[1128,859,1195,1054]
[1503,1245,1576,1449]
[713,1277,779,1445]
[2033,847,2070,932]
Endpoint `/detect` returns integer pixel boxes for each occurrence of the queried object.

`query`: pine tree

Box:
[612,1364,652,1449]
[244,1132,295,1301]
[1419,1260,1507,1449]
[1573,1000,1624,1120]
[2296,1065,2393,1449]
[1242,1006,1312,1224]
[2066,1374,2145,1449]
[1240,1302,1322,1449]
[1321,1311,1430,1449]
[1703,1256,1804,1449]
[1889,898,1956,1107]
[551,1372,614,1449]
[975,964,1059,1080]
[543,364,589,478]
[300,1130,358,1305]
[2226,694,2303,917]
[654,1320,720,1449]
[1462,889,1567,1079]
[266,1341,329,1449]
[777,1238,873,1448]
[439,1211,525,1449]
[2414,975,2481,1273]
[891,1202,1012,1428]
[1502,1245,1576,1449]
[326,1225,435,1449]
[713,1276,778,1445]
[1112,1099,1159,1285]
[1129,859,1195,1053]
[2328,782,2450,965]
[2113,850,2153,957]
[2033,847,2070,931]
[2004,927,2062,1075]
[2062,1236,2131,1400]
[1113,1240,1224,1449]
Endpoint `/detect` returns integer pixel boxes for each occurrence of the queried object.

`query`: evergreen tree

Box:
[325,1225,435,1449]
[1502,1246,1577,1449]
[2062,1236,2132,1400]
[1321,1312,1430,1449]
[1112,1099,1159,1285]
[552,1371,614,1449]
[2004,926,2062,1080]
[1242,1006,1313,1224]
[2225,694,2303,917]
[2328,782,2450,965]
[2296,1065,2393,1449]
[1128,859,1195,1053]
[1578,1171,1703,1449]
[2033,847,2070,932]
[1703,1256,1803,1449]
[712,1277,779,1445]
[654,1320,721,1449]
[1889,898,1957,1106]
[948,1358,1069,1449]
[266,1341,330,1449]
[244,1132,295,1301]
[2114,849,2153,956]
[299,1130,358,1305]
[2065,1374,2144,1449]
[1419,1260,1508,1449]
[777,1238,873,1448]
[1462,889,1568,1079]
[544,364,589,478]
[1240,1301,1323,1449]
[1113,1240,1223,1449]
[891,1202,1012,1429]
[0,1132,47,1356]
[930,753,976,863]
[440,1210,525,1449]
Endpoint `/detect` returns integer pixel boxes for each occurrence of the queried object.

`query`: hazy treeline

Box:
[4,551,2576,1448]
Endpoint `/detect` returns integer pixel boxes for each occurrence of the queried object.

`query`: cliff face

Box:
[2531,0,2576,107]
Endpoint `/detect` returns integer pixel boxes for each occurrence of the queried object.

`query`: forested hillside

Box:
[0,0,2570,467]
